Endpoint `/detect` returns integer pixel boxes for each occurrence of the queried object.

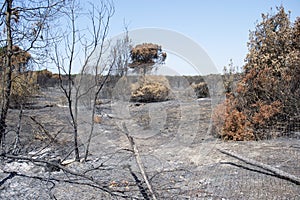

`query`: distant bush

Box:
[35,69,53,85]
[129,43,167,75]
[130,75,171,102]
[191,82,209,98]
[9,72,40,108]
[34,69,64,87]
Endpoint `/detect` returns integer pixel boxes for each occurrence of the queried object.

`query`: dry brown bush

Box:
[0,45,31,73]
[212,7,300,140]
[212,94,283,141]
[130,76,171,102]
[35,69,52,84]
[212,94,254,141]
[9,72,40,108]
[129,43,167,75]
[129,43,166,68]
[0,45,38,108]
[191,82,209,98]
[34,70,70,87]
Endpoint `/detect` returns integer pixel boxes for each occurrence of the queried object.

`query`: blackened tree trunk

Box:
[0,0,13,147]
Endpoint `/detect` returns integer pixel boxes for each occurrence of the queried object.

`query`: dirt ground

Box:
[0,86,299,199]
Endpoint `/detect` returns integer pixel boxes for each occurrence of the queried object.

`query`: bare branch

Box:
[122,122,158,200]
[0,153,132,198]
[218,148,300,185]
[30,116,55,142]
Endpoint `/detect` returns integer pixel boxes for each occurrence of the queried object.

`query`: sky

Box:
[105,0,300,75]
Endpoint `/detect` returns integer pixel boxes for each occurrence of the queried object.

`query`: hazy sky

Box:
[106,0,300,75]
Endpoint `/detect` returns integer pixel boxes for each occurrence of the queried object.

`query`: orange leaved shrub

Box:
[212,94,255,141]
[212,7,300,140]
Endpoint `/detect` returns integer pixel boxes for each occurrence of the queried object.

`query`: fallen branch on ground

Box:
[122,122,158,200]
[218,148,300,185]
[24,104,54,110]
[0,153,129,198]
[30,116,55,141]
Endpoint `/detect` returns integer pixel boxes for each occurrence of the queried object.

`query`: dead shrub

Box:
[212,7,300,140]
[213,93,284,140]
[212,94,255,141]
[191,82,209,98]
[9,72,39,108]
[130,75,171,102]
[35,69,53,87]
[223,59,241,94]
[129,43,167,74]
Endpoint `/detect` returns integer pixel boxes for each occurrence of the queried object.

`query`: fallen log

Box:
[218,148,300,185]
[122,122,158,200]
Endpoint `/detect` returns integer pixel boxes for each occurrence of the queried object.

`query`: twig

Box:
[0,171,17,186]
[2,153,92,179]
[23,104,54,110]
[218,148,300,185]
[29,127,65,160]
[13,105,23,153]
[127,165,150,200]
[30,116,55,141]
[0,153,129,198]
[122,122,158,200]
[1,169,133,199]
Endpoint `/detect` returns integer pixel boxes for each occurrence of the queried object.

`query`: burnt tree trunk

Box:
[0,0,13,147]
